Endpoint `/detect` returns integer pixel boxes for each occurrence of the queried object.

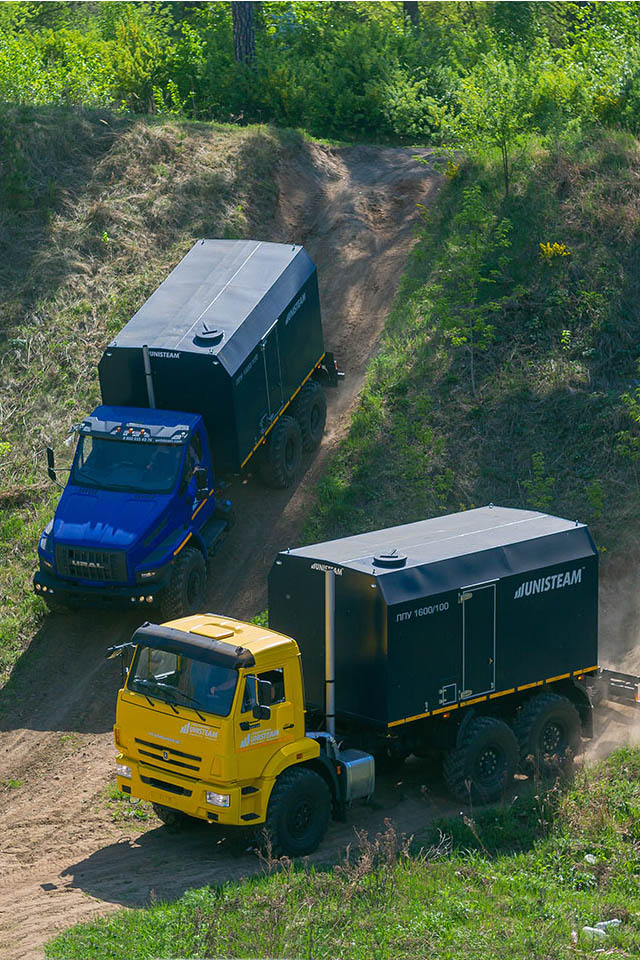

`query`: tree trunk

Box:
[232,1,256,66]
[403,2,420,27]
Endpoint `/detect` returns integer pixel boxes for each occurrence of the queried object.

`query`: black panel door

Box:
[261,326,283,421]
[462,584,496,697]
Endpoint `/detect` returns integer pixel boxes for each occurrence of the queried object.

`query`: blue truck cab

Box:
[35,406,231,617]
[34,239,335,617]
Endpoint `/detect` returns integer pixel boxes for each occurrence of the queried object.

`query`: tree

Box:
[232,1,256,66]
[403,2,420,28]
[432,184,512,398]
[453,57,534,197]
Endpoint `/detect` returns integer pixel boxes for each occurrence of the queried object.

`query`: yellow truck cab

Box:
[110,614,374,856]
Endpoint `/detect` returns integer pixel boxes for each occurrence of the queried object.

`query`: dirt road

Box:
[0,143,441,959]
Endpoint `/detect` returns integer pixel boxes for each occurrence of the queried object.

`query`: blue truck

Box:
[34,240,336,617]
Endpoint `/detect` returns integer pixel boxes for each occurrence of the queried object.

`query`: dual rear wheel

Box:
[443,693,582,803]
[259,381,326,489]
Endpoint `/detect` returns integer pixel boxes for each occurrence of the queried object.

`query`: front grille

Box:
[135,737,202,774]
[55,544,127,582]
[140,774,192,797]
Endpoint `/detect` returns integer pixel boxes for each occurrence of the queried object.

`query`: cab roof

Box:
[78,405,200,444]
[144,613,299,667]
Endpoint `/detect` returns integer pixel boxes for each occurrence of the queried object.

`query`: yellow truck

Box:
[109,508,640,857]
[109,614,374,856]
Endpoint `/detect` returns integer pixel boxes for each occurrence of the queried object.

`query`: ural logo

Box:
[73,561,102,568]
[239,728,280,749]
[514,568,583,600]
[162,750,169,761]
[180,721,218,740]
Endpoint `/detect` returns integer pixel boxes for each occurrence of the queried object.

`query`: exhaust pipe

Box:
[324,569,336,736]
[142,344,156,409]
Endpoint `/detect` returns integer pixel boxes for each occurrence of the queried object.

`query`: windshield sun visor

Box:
[132,622,255,670]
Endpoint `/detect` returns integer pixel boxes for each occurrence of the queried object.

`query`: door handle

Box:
[239,721,261,731]
[488,658,494,665]
[284,723,295,730]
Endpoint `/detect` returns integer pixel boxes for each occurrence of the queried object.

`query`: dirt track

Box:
[0,143,442,959]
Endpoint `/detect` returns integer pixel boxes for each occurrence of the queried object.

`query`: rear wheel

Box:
[513,693,581,773]
[292,380,327,452]
[263,767,331,857]
[160,546,206,621]
[443,716,518,804]
[259,416,303,489]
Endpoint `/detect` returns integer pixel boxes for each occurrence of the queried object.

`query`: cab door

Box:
[235,666,295,780]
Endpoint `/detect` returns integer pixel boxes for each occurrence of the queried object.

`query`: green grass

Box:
[46,748,640,959]
[0,106,291,682]
[304,129,640,562]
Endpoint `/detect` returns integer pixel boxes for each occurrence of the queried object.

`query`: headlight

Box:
[39,535,51,555]
[206,791,230,807]
[116,763,132,779]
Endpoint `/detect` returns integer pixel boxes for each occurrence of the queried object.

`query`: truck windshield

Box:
[71,435,183,494]
[128,646,238,718]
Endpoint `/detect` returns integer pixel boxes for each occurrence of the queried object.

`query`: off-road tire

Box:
[44,596,70,615]
[152,803,194,831]
[513,692,581,773]
[259,416,303,489]
[262,766,331,857]
[292,380,327,452]
[443,716,518,804]
[160,546,206,621]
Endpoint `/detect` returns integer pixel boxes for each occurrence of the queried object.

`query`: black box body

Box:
[98,240,324,472]
[268,507,599,729]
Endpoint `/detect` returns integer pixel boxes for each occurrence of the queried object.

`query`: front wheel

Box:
[152,803,195,831]
[160,546,207,621]
[263,767,331,857]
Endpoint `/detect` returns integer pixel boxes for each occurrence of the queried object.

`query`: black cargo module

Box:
[98,240,325,472]
[268,506,598,728]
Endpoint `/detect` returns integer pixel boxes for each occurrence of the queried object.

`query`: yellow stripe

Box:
[546,672,570,684]
[387,718,405,728]
[432,704,459,716]
[490,688,515,699]
[173,532,192,556]
[405,710,431,723]
[460,695,488,708]
[239,354,326,469]
[573,666,598,676]
[191,489,215,521]
[517,680,543,692]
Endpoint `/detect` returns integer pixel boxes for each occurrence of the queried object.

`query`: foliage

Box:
[46,749,640,959]
[1,3,640,142]
[305,129,640,553]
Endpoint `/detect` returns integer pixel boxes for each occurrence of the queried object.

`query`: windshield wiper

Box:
[133,678,181,715]
[165,687,208,722]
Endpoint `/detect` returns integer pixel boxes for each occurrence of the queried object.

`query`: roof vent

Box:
[372,550,407,569]
[194,323,224,346]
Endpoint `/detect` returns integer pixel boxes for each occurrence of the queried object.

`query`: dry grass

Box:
[0,105,288,678]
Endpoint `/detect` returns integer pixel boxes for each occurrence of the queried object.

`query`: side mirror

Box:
[46,446,57,483]
[253,704,271,721]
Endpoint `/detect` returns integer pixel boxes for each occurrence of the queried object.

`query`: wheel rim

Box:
[284,437,297,471]
[310,402,321,436]
[186,568,203,608]
[475,745,504,784]
[541,720,564,754]
[287,796,314,839]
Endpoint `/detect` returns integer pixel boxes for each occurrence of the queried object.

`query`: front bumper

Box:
[116,757,258,826]
[33,567,170,608]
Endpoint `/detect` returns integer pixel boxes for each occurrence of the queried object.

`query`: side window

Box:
[182,431,203,486]
[240,669,286,712]
[258,669,285,704]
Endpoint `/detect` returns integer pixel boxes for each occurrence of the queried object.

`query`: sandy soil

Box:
[0,142,443,959]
